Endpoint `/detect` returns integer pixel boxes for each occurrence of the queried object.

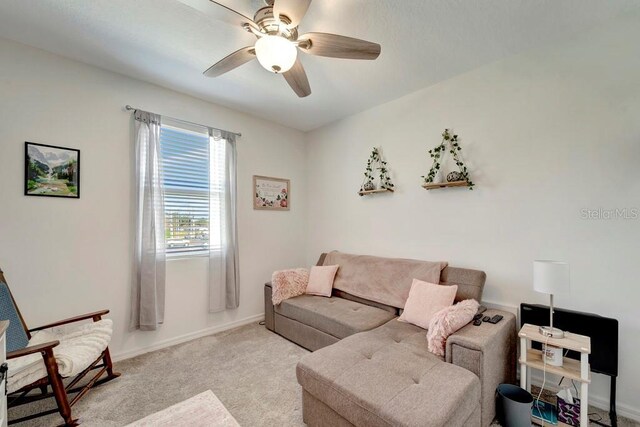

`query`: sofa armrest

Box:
[446,309,516,427]
[264,283,275,331]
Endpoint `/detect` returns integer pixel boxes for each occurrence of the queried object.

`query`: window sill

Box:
[167,253,208,262]
[166,249,222,261]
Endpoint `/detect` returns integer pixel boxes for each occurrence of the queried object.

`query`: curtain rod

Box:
[125,105,242,137]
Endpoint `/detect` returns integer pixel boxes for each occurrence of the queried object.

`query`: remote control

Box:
[488,315,503,324]
[473,319,482,326]
[473,313,483,321]
[482,316,491,322]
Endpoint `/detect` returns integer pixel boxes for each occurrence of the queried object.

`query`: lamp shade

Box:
[533,260,570,294]
[255,35,297,74]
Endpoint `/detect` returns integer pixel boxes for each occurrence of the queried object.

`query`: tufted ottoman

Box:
[297,319,481,427]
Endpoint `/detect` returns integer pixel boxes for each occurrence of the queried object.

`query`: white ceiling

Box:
[0,0,637,131]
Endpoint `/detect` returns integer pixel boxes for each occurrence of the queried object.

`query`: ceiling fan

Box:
[178,0,382,97]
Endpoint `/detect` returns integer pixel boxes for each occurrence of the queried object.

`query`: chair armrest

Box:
[264,283,275,331]
[7,340,60,359]
[29,309,110,332]
[446,309,517,427]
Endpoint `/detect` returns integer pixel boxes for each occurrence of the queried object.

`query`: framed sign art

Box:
[253,175,289,211]
[25,142,80,198]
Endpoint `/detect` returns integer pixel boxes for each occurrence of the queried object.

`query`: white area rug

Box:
[126,390,240,427]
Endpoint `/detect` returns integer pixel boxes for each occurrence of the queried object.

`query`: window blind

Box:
[159,123,225,256]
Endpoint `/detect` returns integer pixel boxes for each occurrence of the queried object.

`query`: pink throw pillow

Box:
[271,268,309,305]
[427,299,480,356]
[398,279,457,330]
[305,265,339,297]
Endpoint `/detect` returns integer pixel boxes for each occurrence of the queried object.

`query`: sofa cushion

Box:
[275,295,396,339]
[297,320,481,427]
[306,265,339,297]
[332,289,397,314]
[397,279,457,330]
[317,252,487,305]
[323,251,447,309]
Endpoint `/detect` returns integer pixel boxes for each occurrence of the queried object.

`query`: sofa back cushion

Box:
[320,251,486,308]
[322,251,447,309]
[440,266,486,303]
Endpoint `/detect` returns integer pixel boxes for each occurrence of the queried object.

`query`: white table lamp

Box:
[533,260,570,338]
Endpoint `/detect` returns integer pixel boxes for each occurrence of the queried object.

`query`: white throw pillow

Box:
[398,279,458,330]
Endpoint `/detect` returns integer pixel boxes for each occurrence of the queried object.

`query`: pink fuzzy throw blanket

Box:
[271,268,309,305]
[426,299,479,357]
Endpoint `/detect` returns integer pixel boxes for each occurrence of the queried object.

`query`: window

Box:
[159,119,225,257]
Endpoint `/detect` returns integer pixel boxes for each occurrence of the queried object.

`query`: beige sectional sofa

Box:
[264,251,516,427]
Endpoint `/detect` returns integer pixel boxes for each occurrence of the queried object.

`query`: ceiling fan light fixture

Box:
[255,35,297,73]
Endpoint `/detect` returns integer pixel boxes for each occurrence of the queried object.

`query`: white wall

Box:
[306,12,640,419]
[0,38,307,359]
[2,7,640,420]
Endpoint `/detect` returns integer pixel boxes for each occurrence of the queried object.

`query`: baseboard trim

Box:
[112,313,265,362]
[590,394,640,422]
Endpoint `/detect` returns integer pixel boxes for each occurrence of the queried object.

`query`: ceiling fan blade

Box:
[283,58,311,98]
[298,32,381,60]
[273,0,312,28]
[177,0,258,31]
[204,46,256,77]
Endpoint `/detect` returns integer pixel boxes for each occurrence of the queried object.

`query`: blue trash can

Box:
[496,384,533,427]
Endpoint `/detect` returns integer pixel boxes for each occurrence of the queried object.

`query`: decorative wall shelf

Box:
[422,129,474,190]
[358,188,394,196]
[422,180,470,190]
[358,147,395,196]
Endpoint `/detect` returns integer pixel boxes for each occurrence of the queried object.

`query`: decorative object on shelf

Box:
[25,142,80,198]
[254,175,290,210]
[359,147,394,196]
[446,171,463,182]
[422,129,474,190]
[533,260,570,339]
[557,388,581,427]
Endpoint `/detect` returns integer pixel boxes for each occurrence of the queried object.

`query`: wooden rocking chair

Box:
[0,268,120,426]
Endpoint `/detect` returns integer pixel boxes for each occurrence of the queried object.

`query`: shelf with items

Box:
[422,180,470,190]
[520,348,591,383]
[358,147,395,196]
[519,323,591,427]
[422,129,475,190]
[518,323,591,354]
[358,188,394,196]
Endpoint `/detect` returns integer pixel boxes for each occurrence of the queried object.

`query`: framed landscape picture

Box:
[253,175,289,211]
[25,142,80,198]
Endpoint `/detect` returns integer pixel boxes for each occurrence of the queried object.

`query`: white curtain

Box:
[131,110,166,331]
[208,129,239,312]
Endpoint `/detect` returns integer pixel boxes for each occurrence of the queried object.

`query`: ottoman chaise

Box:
[297,319,482,427]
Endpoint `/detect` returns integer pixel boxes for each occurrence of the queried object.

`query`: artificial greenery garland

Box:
[361,147,394,191]
[422,129,474,189]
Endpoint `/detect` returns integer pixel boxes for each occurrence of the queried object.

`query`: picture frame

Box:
[253,175,289,211]
[25,142,80,198]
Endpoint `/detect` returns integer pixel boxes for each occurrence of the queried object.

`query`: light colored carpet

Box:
[8,322,638,426]
[125,390,239,427]
[9,322,308,426]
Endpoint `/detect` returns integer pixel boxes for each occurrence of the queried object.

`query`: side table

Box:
[519,323,591,427]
